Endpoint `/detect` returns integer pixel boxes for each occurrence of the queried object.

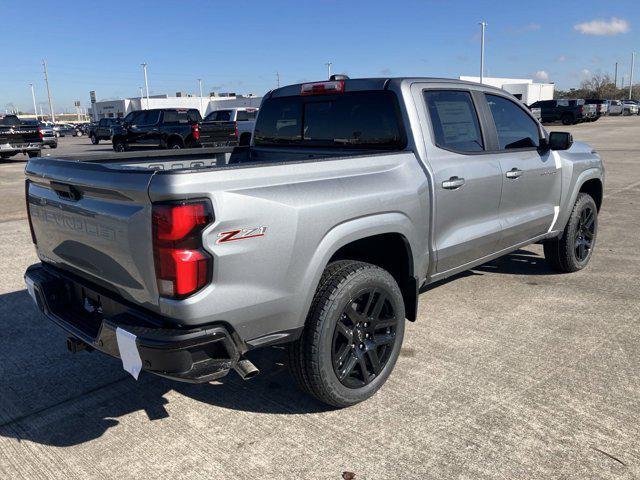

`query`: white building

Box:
[459,76,554,105]
[89,93,262,121]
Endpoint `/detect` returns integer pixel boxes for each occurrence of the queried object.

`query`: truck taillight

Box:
[152,200,213,299]
[191,123,200,141]
[233,122,238,138]
[37,127,43,140]
[579,106,584,114]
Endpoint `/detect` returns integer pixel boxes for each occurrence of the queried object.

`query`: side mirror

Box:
[548,131,573,151]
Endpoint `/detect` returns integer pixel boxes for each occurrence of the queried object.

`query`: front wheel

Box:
[113,139,128,152]
[90,134,99,145]
[288,260,405,407]
[544,193,598,272]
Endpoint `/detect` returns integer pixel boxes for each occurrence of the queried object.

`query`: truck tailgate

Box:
[25,158,159,307]
[0,126,41,148]
[199,121,237,146]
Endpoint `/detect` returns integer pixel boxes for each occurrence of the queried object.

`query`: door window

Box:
[423,90,484,153]
[138,110,160,126]
[485,94,540,150]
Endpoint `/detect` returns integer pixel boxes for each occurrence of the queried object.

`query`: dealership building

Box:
[459,76,554,105]
[89,93,262,121]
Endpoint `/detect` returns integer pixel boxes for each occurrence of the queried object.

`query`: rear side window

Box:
[486,94,540,150]
[139,110,160,125]
[205,110,232,122]
[423,90,484,153]
[163,110,196,124]
[254,91,406,150]
[236,110,257,121]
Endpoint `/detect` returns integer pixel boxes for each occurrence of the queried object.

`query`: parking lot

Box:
[0,115,639,479]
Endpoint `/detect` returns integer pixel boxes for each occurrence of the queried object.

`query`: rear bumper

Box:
[0,143,41,153]
[24,263,240,383]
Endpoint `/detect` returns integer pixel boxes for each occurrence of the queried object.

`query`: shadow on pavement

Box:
[0,248,553,447]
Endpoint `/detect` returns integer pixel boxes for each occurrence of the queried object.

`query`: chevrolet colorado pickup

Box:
[24,77,604,407]
[0,115,43,159]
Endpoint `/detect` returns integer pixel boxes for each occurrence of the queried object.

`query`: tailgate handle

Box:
[50,182,82,201]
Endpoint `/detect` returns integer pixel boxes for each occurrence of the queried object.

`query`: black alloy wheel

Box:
[332,288,398,388]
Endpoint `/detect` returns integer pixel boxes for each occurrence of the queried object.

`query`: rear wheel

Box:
[168,138,183,149]
[288,260,405,407]
[113,139,128,152]
[90,134,99,145]
[544,193,598,273]
[239,132,251,146]
[561,114,574,125]
[27,150,41,158]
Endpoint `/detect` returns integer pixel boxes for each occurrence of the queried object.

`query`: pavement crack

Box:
[591,446,627,467]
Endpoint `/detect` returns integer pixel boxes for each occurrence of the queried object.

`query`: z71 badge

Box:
[216,226,267,244]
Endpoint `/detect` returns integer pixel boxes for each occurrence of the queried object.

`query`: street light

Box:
[198,78,204,116]
[479,21,487,84]
[141,63,150,109]
[29,84,38,120]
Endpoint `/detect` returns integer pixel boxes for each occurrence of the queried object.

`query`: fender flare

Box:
[298,212,421,325]
[555,167,603,234]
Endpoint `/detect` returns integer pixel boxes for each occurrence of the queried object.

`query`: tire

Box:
[239,132,251,146]
[49,142,58,149]
[544,193,598,273]
[113,139,128,152]
[561,114,574,125]
[168,138,183,149]
[55,132,60,138]
[27,150,41,158]
[90,134,99,144]
[287,260,405,407]
[0,153,11,159]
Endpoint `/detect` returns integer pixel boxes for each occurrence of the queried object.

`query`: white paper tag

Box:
[116,327,142,380]
[25,276,37,303]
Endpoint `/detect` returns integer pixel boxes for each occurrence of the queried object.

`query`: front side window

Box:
[486,94,540,150]
[423,90,484,153]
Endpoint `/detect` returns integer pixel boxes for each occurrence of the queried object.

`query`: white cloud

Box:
[556,55,567,62]
[533,70,550,82]
[574,17,629,36]
[525,23,541,31]
[581,69,592,77]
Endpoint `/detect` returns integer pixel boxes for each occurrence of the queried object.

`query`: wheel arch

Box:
[166,134,185,147]
[301,213,422,325]
[579,178,603,211]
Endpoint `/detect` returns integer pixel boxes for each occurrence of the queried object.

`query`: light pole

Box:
[479,21,487,84]
[141,63,150,109]
[198,78,204,116]
[42,59,55,123]
[614,62,618,88]
[29,84,38,120]
[325,62,332,79]
[276,71,280,88]
[629,52,636,100]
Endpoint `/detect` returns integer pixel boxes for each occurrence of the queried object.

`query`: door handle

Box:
[505,168,523,179]
[442,176,465,190]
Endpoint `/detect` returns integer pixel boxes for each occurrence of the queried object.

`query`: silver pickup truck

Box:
[24,77,604,407]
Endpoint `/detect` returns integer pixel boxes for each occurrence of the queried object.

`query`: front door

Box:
[418,88,504,273]
[482,93,562,248]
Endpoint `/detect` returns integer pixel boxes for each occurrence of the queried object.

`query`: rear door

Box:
[482,93,561,248]
[417,87,503,273]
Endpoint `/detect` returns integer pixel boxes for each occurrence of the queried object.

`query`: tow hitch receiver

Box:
[67,336,94,353]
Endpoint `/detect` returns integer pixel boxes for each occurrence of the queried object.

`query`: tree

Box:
[579,73,617,99]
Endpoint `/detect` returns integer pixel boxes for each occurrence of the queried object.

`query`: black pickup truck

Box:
[529,99,596,125]
[89,118,120,144]
[0,115,43,159]
[110,108,202,152]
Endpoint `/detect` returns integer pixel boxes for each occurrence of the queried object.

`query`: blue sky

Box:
[1,0,638,113]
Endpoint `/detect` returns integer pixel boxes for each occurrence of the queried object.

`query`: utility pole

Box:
[139,86,143,98]
[614,62,618,88]
[198,78,204,116]
[29,84,38,119]
[42,59,55,123]
[141,63,150,109]
[325,62,332,79]
[276,71,280,88]
[629,52,636,100]
[479,21,487,84]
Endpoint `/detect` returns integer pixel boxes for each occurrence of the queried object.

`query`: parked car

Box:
[110,108,202,152]
[199,107,259,147]
[529,106,542,121]
[622,100,640,115]
[584,99,608,119]
[0,115,43,159]
[529,99,592,125]
[53,123,79,137]
[24,77,604,407]
[608,100,624,116]
[22,120,57,149]
[89,118,120,144]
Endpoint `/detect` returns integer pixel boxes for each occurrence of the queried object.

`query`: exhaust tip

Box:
[233,357,260,380]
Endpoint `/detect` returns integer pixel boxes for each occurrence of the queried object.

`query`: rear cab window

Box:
[205,110,232,122]
[253,91,406,150]
[236,110,258,121]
